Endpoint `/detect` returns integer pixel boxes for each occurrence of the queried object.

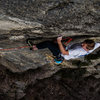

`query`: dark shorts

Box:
[36,41,64,61]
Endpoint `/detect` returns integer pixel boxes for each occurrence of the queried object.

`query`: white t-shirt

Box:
[61,43,100,60]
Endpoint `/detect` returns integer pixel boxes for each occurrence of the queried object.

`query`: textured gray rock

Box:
[0,48,50,72]
[0,0,100,38]
[0,0,100,100]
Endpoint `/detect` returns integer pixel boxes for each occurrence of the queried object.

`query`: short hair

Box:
[83,39,95,50]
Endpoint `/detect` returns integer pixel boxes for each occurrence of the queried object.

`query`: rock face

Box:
[0,0,100,100]
[0,0,100,37]
[21,74,100,100]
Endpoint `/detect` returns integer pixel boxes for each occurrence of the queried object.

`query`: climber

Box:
[56,36,100,63]
[28,36,100,64]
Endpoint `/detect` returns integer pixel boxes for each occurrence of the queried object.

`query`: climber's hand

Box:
[57,36,62,42]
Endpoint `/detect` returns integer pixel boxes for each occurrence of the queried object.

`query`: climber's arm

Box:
[57,37,69,55]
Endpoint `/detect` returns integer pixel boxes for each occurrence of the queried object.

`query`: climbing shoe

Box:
[54,59,63,64]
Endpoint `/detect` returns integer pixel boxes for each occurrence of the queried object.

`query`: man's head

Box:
[82,39,95,51]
